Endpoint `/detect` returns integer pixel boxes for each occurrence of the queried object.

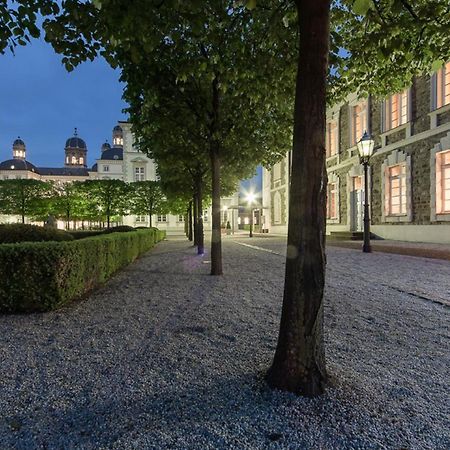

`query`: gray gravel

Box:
[0,236,449,449]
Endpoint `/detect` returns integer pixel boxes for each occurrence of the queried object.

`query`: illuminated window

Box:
[79,157,84,165]
[436,150,450,214]
[326,121,338,157]
[113,137,124,146]
[387,164,407,215]
[135,167,145,181]
[384,90,409,131]
[71,156,76,164]
[351,102,368,146]
[157,215,167,222]
[435,62,450,109]
[326,182,338,219]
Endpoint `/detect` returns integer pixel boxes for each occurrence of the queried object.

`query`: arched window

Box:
[274,191,282,224]
[71,156,76,164]
[79,157,84,164]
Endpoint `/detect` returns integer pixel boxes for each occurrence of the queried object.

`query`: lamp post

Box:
[245,192,256,237]
[357,131,375,253]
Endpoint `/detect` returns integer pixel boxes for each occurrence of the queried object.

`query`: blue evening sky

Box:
[0,38,127,168]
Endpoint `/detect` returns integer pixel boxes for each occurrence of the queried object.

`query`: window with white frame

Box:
[135,167,145,181]
[135,215,146,223]
[103,165,109,172]
[273,191,282,224]
[383,90,409,131]
[326,182,338,220]
[387,164,407,215]
[436,150,450,214]
[435,61,450,110]
[178,215,184,222]
[157,215,167,222]
[326,121,338,157]
[351,102,368,146]
[273,162,281,181]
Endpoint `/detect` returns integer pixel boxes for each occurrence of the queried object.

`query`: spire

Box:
[74,127,78,136]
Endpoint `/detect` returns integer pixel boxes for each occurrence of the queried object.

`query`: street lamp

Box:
[245,192,256,237]
[357,131,375,253]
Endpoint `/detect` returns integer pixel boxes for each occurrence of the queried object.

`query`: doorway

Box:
[350,176,364,232]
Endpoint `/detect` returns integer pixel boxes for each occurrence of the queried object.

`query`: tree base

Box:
[266,364,326,398]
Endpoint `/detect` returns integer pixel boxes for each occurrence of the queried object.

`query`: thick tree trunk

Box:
[195,178,204,255]
[193,193,199,246]
[267,0,329,397]
[188,201,193,241]
[210,149,222,275]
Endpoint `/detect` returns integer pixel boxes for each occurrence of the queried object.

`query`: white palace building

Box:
[0,122,239,233]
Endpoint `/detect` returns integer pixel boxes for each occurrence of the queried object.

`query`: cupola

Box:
[12,137,26,160]
[64,128,87,168]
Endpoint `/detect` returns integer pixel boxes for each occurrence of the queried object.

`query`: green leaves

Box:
[352,0,372,16]
[246,0,257,10]
[431,59,444,72]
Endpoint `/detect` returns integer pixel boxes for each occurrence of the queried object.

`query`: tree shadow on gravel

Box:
[0,369,403,450]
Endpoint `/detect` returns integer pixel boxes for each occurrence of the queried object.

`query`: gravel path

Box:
[0,236,449,449]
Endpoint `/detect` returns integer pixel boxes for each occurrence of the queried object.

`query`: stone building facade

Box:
[263,63,450,243]
[0,122,239,234]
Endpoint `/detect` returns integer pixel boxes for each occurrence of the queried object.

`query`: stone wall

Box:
[412,76,430,135]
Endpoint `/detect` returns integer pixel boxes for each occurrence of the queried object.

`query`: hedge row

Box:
[0,228,165,313]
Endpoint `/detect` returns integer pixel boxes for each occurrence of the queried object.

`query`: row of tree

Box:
[0,179,172,229]
[1,0,449,396]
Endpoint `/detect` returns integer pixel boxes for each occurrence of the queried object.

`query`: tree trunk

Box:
[149,204,153,228]
[196,178,204,255]
[267,0,329,397]
[193,193,199,246]
[188,201,193,241]
[210,149,222,275]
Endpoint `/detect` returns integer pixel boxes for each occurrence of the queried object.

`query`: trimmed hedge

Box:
[102,225,135,234]
[0,228,165,313]
[69,230,105,240]
[0,224,74,244]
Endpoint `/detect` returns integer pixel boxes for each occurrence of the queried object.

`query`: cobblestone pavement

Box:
[0,236,449,449]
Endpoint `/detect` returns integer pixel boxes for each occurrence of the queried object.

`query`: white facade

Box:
[0,122,239,235]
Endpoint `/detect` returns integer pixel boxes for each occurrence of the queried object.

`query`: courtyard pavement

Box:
[0,236,449,449]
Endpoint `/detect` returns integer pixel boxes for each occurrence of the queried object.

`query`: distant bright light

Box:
[246,192,256,205]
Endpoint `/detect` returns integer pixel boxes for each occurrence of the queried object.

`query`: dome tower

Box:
[101,140,111,153]
[112,125,123,147]
[12,137,26,160]
[65,128,87,167]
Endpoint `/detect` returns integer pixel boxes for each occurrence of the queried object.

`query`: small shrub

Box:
[0,224,74,244]
[103,225,135,234]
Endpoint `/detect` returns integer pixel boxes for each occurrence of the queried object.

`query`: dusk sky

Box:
[0,38,127,168]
